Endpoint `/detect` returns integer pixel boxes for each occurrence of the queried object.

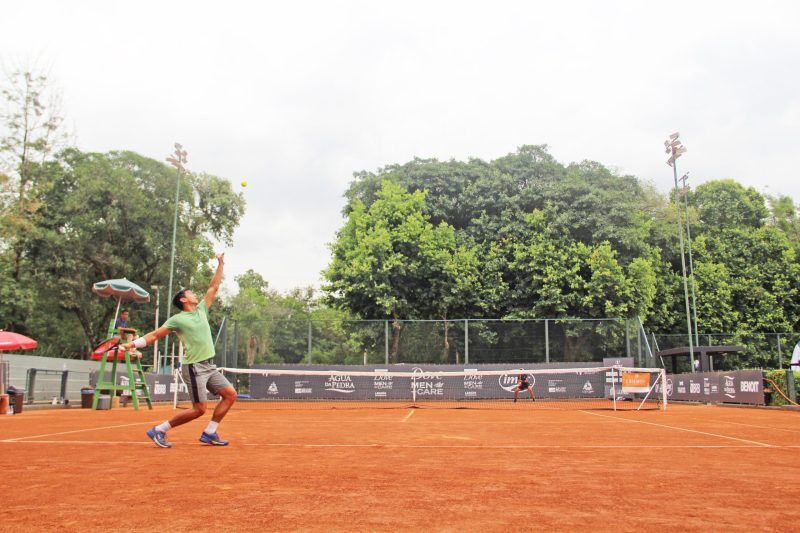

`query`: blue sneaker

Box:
[146,427,172,448]
[199,431,229,446]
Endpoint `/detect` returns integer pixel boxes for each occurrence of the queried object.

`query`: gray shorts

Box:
[181,359,232,404]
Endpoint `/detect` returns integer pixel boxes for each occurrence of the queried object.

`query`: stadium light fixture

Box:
[665,133,695,371]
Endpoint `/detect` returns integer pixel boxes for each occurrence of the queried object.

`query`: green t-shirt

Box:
[163,300,215,364]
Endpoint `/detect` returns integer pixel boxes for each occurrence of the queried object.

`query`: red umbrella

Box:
[0,331,38,351]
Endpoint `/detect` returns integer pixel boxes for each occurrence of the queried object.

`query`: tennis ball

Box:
[241,181,247,187]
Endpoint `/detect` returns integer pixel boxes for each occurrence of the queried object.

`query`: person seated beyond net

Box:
[120,252,236,448]
[513,370,536,403]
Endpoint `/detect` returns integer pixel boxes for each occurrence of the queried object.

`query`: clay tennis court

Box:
[1,404,798,531]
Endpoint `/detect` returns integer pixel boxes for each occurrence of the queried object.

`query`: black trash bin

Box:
[7,386,25,414]
[81,388,95,409]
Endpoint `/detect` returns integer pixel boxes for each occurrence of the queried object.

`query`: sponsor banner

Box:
[603,357,634,399]
[666,370,764,405]
[90,370,189,402]
[248,363,613,401]
[621,372,651,394]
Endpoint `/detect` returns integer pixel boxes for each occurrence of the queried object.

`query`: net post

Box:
[611,366,617,411]
[173,342,184,409]
[172,366,179,409]
[661,369,667,410]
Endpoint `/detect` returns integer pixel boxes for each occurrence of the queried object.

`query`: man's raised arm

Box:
[120,326,172,352]
[204,252,225,309]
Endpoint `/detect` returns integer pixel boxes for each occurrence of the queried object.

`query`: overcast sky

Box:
[2,1,799,294]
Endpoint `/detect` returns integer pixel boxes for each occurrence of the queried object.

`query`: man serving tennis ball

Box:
[120,252,236,448]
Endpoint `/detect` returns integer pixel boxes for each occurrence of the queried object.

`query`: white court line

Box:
[401,410,415,422]
[0,440,795,449]
[240,443,786,449]
[580,411,774,447]
[0,440,152,445]
[715,420,800,434]
[0,420,162,442]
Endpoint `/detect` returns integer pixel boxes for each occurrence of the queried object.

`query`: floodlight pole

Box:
[679,173,700,347]
[665,133,695,371]
[165,143,188,363]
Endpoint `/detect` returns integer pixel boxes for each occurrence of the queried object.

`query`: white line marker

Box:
[401,410,415,422]
[0,440,152,445]
[1,420,162,442]
[0,441,793,449]
[580,411,774,447]
[243,443,781,449]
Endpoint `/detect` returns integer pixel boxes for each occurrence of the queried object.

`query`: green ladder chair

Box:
[92,339,153,410]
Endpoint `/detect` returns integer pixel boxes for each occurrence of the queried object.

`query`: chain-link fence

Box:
[206,317,655,369]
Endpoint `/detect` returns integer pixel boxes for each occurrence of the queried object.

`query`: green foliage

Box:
[327,146,800,369]
[226,271,360,365]
[326,180,481,320]
[763,369,800,407]
[0,148,245,355]
[691,179,769,229]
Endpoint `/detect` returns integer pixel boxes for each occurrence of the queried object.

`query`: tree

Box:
[325,180,481,360]
[0,68,66,331]
[691,179,769,229]
[767,195,800,253]
[16,149,245,355]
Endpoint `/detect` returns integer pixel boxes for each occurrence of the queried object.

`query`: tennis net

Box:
[191,366,667,411]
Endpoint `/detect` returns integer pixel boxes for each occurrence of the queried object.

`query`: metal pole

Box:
[153,287,160,373]
[637,317,655,367]
[786,370,797,403]
[777,333,782,370]
[671,156,695,370]
[26,369,36,404]
[164,143,187,365]
[232,320,239,368]
[464,319,469,365]
[165,167,181,362]
[637,319,642,367]
[60,371,69,403]
[384,320,389,365]
[221,318,228,368]
[307,320,312,364]
[544,319,549,363]
[625,319,631,359]
[681,177,700,346]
